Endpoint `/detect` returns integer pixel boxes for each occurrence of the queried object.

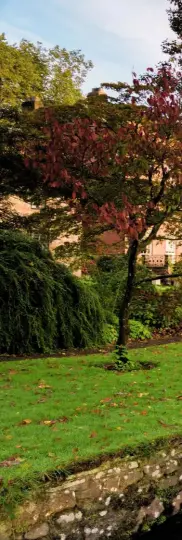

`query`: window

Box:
[31,203,38,209]
[166,240,175,263]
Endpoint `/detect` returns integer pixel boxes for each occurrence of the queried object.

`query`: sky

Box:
[0,0,175,94]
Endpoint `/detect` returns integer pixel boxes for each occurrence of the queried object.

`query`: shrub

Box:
[53,264,105,349]
[93,255,158,327]
[0,230,104,354]
[102,323,118,344]
[129,320,152,341]
[102,318,151,345]
[155,287,182,329]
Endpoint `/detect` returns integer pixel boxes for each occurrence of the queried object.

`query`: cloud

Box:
[79,0,172,41]
[54,0,174,42]
[53,0,175,72]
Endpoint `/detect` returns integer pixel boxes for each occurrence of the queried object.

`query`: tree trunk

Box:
[116,239,138,365]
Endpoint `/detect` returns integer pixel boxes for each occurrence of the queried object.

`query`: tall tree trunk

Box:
[116,239,138,364]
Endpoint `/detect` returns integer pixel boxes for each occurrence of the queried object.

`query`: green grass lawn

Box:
[0,343,182,488]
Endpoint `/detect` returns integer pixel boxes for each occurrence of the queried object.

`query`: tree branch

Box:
[136,272,182,285]
[139,222,162,251]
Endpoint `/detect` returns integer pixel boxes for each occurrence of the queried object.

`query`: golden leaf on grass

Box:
[22,419,32,425]
[42,420,56,426]
[38,381,51,389]
[110,403,118,407]
[116,427,122,431]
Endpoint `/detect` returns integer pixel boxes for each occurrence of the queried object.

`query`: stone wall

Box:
[2,440,182,540]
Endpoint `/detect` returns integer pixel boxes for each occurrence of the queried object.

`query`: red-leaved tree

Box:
[27,64,182,366]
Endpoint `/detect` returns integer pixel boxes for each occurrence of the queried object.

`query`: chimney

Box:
[22,96,42,111]
[87,87,107,99]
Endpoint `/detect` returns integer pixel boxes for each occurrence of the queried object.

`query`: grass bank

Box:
[0,343,182,489]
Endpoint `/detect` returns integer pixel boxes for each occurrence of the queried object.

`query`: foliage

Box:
[95,254,182,333]
[163,1,182,64]
[0,33,92,106]
[53,264,105,350]
[154,286,182,329]
[130,271,159,328]
[102,323,118,344]
[129,320,152,341]
[0,230,104,354]
[92,255,128,323]
[92,255,158,327]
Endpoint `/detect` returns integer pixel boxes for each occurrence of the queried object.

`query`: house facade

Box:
[10,196,182,281]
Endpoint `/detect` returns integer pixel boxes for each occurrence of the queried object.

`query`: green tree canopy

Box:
[0,34,93,106]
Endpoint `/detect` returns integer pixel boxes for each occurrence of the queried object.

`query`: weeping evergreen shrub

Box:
[0,230,104,354]
[52,264,105,349]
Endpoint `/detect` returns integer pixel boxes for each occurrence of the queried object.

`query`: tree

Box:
[163,0,182,64]
[28,64,182,366]
[0,33,92,107]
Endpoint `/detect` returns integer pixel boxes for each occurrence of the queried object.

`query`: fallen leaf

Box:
[140,410,148,416]
[19,419,32,425]
[59,416,69,423]
[42,420,56,426]
[0,457,24,468]
[89,431,97,438]
[38,382,51,389]
[116,427,122,431]
[110,403,118,407]
[158,420,177,428]
[100,397,111,403]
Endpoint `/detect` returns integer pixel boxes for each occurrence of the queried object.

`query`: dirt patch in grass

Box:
[103,361,158,372]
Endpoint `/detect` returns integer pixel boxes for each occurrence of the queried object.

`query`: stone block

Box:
[25,522,49,540]
[75,477,101,505]
[45,487,76,517]
[0,522,12,540]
